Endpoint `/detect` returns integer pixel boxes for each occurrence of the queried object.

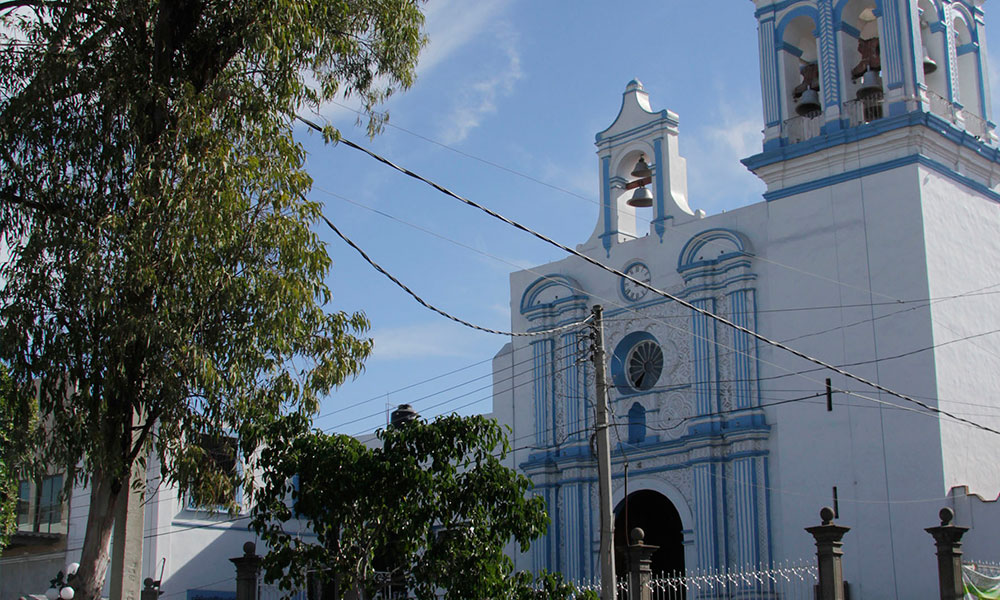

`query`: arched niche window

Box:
[611,148,654,241]
[917,0,946,101]
[839,0,884,122]
[628,402,647,444]
[781,15,821,122]
[953,12,983,121]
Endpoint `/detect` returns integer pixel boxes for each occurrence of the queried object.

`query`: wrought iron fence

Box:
[586,561,818,600]
[783,114,823,144]
[966,561,1000,578]
[843,96,884,125]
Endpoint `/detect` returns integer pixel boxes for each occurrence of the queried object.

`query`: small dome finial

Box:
[626,79,644,92]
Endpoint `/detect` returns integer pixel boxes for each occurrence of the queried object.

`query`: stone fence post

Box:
[926,507,969,600]
[626,528,658,600]
[805,507,849,600]
[230,541,262,600]
[140,578,162,600]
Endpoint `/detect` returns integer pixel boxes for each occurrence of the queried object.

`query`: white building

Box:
[0,453,264,600]
[492,0,1000,596]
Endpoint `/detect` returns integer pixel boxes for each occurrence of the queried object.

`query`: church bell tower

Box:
[748,0,994,162]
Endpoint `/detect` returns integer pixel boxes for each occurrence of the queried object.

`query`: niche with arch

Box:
[838,0,884,120]
[953,9,983,120]
[781,14,822,121]
[611,147,656,242]
[918,0,946,100]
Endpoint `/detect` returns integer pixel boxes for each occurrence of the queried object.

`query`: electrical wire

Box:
[317,208,592,338]
[315,186,1000,430]
[298,118,1000,438]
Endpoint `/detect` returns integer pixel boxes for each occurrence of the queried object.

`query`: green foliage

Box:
[0,362,35,551]
[0,0,424,585]
[0,0,423,507]
[252,415,592,600]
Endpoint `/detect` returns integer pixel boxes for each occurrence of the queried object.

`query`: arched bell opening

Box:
[839,0,884,123]
[612,148,654,240]
[953,13,984,122]
[780,15,822,121]
[917,0,946,101]
[613,489,686,581]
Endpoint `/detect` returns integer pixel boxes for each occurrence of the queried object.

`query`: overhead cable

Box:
[297,116,1000,438]
[316,209,592,338]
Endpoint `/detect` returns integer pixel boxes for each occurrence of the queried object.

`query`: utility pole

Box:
[590,305,616,600]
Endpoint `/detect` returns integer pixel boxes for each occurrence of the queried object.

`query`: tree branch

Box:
[0,186,69,216]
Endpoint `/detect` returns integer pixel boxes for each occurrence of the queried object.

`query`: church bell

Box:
[922,45,938,74]
[626,155,654,208]
[795,88,822,117]
[627,186,654,208]
[631,156,652,179]
[856,70,883,101]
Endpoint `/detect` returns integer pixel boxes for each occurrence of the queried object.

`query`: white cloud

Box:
[683,100,766,213]
[438,30,523,145]
[369,321,484,361]
[311,0,513,129]
[417,0,512,77]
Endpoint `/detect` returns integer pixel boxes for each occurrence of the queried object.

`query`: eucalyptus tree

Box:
[0,364,33,552]
[0,1,424,596]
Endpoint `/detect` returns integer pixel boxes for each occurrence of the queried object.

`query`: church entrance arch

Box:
[614,489,685,578]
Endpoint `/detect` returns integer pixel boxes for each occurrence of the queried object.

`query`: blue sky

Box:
[302,1,1000,436]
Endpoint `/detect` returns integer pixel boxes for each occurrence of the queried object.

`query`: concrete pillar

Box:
[926,507,969,600]
[230,542,262,600]
[626,528,658,600]
[805,507,849,600]
[109,410,148,600]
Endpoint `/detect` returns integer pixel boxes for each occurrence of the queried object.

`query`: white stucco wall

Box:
[498,143,1000,597]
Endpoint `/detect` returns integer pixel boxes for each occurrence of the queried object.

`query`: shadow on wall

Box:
[158,519,258,600]
[0,553,64,598]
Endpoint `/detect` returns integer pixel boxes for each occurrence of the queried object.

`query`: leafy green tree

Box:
[252,415,597,600]
[0,0,424,596]
[0,363,34,551]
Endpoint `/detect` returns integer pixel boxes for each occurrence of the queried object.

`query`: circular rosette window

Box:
[610,331,665,395]
[626,340,663,391]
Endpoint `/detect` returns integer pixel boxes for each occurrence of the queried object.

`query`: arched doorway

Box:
[614,489,685,579]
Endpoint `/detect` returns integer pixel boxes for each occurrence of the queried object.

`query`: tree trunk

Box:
[74,470,122,600]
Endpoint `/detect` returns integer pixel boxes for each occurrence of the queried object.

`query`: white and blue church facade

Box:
[491,1,1000,597]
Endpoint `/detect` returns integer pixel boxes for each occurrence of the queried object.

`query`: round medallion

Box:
[626,340,663,391]
[622,263,651,302]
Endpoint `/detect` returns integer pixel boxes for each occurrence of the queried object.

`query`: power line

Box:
[301,118,1000,438]
[316,187,1000,430]
[314,105,967,311]
[317,208,592,338]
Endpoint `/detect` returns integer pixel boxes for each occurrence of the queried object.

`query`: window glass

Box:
[17,480,31,528]
[38,475,63,532]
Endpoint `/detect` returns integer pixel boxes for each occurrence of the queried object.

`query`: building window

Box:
[626,340,663,392]
[17,480,30,528]
[185,434,241,511]
[611,332,665,395]
[628,402,647,444]
[17,474,66,535]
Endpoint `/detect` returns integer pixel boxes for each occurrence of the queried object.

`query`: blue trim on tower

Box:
[818,0,841,108]
[761,152,1000,204]
[743,110,1000,172]
[653,137,666,241]
[776,5,820,44]
[601,156,612,257]
[957,42,979,56]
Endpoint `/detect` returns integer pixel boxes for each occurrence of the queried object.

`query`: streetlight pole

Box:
[591,305,616,600]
